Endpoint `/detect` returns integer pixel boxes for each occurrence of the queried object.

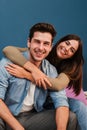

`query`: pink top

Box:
[65,87,87,105]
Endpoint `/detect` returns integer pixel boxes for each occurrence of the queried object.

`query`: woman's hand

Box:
[31,68,52,89]
[24,61,52,89]
[5,63,34,82]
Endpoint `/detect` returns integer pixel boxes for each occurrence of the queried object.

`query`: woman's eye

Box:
[65,41,70,45]
[71,48,75,53]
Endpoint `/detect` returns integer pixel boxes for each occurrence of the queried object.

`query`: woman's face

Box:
[56,40,79,59]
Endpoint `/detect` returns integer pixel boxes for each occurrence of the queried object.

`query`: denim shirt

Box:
[0,51,69,116]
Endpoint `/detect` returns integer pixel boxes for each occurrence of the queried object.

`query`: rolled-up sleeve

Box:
[50,89,69,108]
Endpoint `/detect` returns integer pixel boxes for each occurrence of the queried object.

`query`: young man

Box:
[0,23,77,130]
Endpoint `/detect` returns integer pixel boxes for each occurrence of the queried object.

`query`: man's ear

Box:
[27,38,30,48]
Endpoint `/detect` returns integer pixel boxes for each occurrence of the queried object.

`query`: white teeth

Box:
[35,50,42,54]
[35,51,44,56]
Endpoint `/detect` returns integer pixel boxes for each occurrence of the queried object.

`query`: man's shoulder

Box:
[22,51,29,59]
[42,59,56,68]
[42,59,58,77]
[0,56,11,65]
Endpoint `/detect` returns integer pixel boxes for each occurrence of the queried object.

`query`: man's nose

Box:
[39,43,44,50]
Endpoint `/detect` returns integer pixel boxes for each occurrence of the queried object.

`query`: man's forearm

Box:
[0,99,24,130]
[56,106,69,130]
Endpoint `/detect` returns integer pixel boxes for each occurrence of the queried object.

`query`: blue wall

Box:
[0,0,87,90]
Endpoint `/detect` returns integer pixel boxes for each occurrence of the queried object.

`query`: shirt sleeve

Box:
[3,46,28,66]
[48,73,70,91]
[50,89,69,108]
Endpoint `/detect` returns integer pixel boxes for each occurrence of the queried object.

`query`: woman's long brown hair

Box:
[46,34,84,95]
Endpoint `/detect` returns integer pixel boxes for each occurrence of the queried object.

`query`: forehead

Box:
[33,31,52,43]
[69,40,79,50]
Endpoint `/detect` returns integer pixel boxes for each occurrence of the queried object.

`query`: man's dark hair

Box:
[29,22,56,42]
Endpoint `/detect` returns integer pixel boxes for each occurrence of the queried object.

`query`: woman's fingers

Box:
[44,77,52,87]
[7,63,20,69]
[36,77,52,90]
[5,63,24,78]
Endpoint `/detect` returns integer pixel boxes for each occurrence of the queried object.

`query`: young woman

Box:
[3,34,87,130]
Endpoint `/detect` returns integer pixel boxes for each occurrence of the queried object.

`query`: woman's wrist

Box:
[23,62,32,72]
[23,61,38,73]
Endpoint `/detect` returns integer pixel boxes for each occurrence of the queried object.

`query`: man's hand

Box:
[0,99,25,130]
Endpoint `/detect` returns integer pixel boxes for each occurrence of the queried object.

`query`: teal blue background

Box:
[0,0,87,90]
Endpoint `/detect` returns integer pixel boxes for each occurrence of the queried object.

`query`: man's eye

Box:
[44,42,50,46]
[34,40,40,43]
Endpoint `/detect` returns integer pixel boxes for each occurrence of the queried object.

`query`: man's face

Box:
[27,31,52,66]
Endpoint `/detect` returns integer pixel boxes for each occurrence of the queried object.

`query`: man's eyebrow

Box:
[34,38,51,43]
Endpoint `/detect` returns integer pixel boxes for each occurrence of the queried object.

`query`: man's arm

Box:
[56,107,69,130]
[0,99,24,130]
[0,58,24,130]
[50,87,69,130]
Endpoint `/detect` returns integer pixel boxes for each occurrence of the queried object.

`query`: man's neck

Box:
[28,52,41,68]
[30,60,41,68]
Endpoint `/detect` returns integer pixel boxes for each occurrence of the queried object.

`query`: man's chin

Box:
[34,58,43,62]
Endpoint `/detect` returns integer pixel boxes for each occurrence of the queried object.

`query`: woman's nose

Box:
[66,46,70,51]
